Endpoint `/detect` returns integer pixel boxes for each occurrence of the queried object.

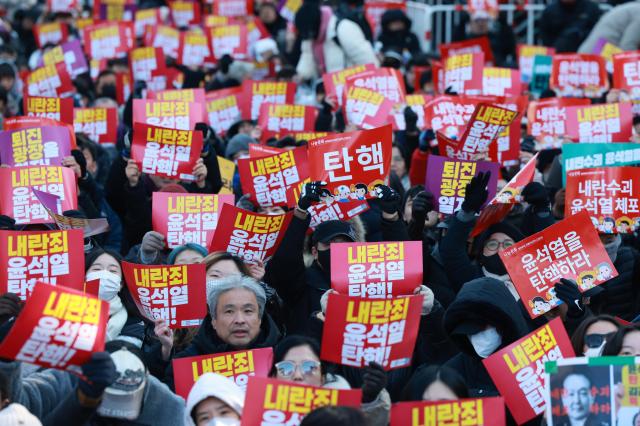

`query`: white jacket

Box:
[296,15,379,80]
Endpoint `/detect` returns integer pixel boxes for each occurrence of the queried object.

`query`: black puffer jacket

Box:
[591,246,640,321]
[378,9,422,55]
[443,277,531,397]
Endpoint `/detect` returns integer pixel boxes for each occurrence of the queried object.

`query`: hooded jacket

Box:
[377,9,422,55]
[184,373,244,426]
[443,277,531,396]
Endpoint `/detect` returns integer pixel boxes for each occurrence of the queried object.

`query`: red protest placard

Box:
[0,126,72,167]
[308,125,392,200]
[482,67,522,97]
[135,8,162,38]
[345,68,406,105]
[321,293,423,370]
[210,204,293,262]
[115,72,132,105]
[258,104,318,136]
[364,1,405,38]
[565,167,640,234]
[444,53,484,95]
[527,98,591,149]
[308,199,370,229]
[550,53,608,98]
[208,24,248,61]
[391,94,433,131]
[483,318,575,424]
[122,262,207,328]
[130,47,166,82]
[83,22,134,60]
[47,0,79,14]
[173,347,273,399]
[499,211,618,319]
[4,116,76,149]
[147,67,185,92]
[612,51,640,93]
[152,192,234,248]
[170,0,201,27]
[0,166,77,225]
[73,107,118,146]
[343,85,395,130]
[131,122,204,181]
[213,0,253,17]
[145,25,180,59]
[177,31,211,68]
[0,282,108,374]
[249,144,284,158]
[0,229,85,300]
[423,95,479,143]
[34,22,69,49]
[149,88,206,104]
[238,148,309,207]
[390,397,506,426]
[24,96,74,125]
[132,99,204,130]
[322,64,378,109]
[330,241,423,298]
[39,40,89,80]
[240,80,296,121]
[205,87,242,136]
[242,377,362,426]
[455,103,519,161]
[92,0,136,21]
[517,44,555,82]
[26,63,74,99]
[565,102,633,143]
[440,36,493,64]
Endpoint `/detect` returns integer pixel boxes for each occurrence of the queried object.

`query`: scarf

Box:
[312,6,334,74]
[483,267,520,301]
[106,295,128,342]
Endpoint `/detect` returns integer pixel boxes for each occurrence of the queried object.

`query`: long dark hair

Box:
[269,335,326,378]
[401,365,469,401]
[603,324,640,355]
[300,406,367,426]
[571,314,620,355]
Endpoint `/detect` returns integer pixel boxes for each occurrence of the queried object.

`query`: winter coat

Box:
[324,373,391,426]
[377,9,422,55]
[591,245,640,321]
[296,14,379,80]
[578,2,640,53]
[443,277,531,396]
[539,0,602,52]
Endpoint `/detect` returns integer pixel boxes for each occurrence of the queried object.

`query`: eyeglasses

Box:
[275,360,321,378]
[484,239,515,251]
[584,332,615,349]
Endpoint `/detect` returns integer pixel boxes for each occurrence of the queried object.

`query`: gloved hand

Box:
[78,352,118,399]
[298,181,324,211]
[521,182,550,211]
[218,54,234,74]
[361,362,387,403]
[133,80,146,98]
[376,185,401,215]
[0,293,22,326]
[236,194,257,212]
[461,171,491,214]
[554,279,583,316]
[404,106,418,133]
[411,191,435,223]
[0,215,16,231]
[194,122,213,152]
[414,285,435,315]
[140,231,165,263]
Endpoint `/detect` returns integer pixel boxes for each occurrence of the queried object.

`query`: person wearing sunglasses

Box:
[570,315,620,356]
[269,336,390,426]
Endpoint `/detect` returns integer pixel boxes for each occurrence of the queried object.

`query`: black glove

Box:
[71,149,87,179]
[0,293,22,326]
[133,80,146,98]
[298,181,324,211]
[461,171,491,214]
[521,182,550,211]
[0,215,16,230]
[404,106,418,133]
[376,185,401,215]
[411,191,435,223]
[218,54,234,74]
[554,279,584,316]
[419,129,435,152]
[78,352,118,399]
[194,122,213,152]
[361,362,387,403]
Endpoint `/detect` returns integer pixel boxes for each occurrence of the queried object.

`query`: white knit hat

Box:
[0,403,43,426]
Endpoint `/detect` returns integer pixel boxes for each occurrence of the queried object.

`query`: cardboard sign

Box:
[545,356,640,426]
[550,54,608,98]
[391,94,432,131]
[150,88,206,104]
[481,95,527,167]
[0,229,85,300]
[242,377,361,426]
[444,53,484,95]
[423,95,479,142]
[26,63,74,98]
[321,293,423,370]
[0,166,77,225]
[83,22,134,60]
[565,167,640,234]
[330,241,422,298]
[390,398,506,426]
[257,104,318,134]
[172,347,273,399]
[210,204,293,263]
[322,64,378,109]
[170,0,201,27]
[238,148,309,207]
[73,107,118,145]
[3,116,76,149]
[343,85,395,129]
[499,211,618,318]
[23,96,74,125]
[0,282,107,374]
[240,80,296,121]
[205,87,243,135]
[217,156,235,195]
[308,125,392,200]
[425,155,499,215]
[145,25,180,59]
[482,67,522,97]
[122,262,207,328]
[308,199,370,229]
[130,47,166,82]
[345,68,406,105]
[483,318,575,424]
[132,99,204,130]
[34,22,69,49]
[530,55,553,97]
[565,102,633,143]
[455,103,518,160]
[208,24,248,61]
[440,36,493,64]
[39,40,89,80]
[151,193,234,248]
[131,122,204,181]
[0,126,71,167]
[33,189,110,237]
[517,44,555,83]
[177,31,211,68]
[135,8,162,38]
[563,143,640,184]
[527,98,591,149]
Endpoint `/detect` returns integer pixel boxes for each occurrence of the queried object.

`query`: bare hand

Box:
[192,158,207,188]
[62,156,82,178]
[247,260,265,281]
[125,159,141,187]
[154,318,174,361]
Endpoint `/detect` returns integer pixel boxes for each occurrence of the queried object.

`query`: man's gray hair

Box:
[206,275,267,319]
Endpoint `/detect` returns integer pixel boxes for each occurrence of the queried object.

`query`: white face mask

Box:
[86,270,122,301]
[206,418,240,426]
[469,326,502,358]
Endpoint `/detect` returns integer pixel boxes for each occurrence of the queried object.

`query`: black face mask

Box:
[317,249,331,275]
[480,253,507,275]
[99,83,117,101]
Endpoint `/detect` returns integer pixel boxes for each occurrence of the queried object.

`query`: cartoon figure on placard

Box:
[351,183,368,200]
[546,287,561,307]
[596,262,614,282]
[616,217,632,233]
[578,271,597,291]
[530,296,552,316]
[335,185,351,202]
[591,216,602,231]
[319,188,335,205]
[633,217,640,232]
[495,188,518,204]
[368,180,385,198]
[601,217,616,234]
